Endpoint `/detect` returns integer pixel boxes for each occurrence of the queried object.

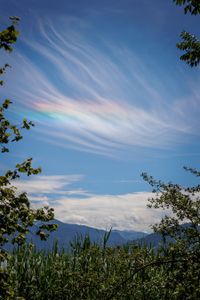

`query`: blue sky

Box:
[1,0,200,232]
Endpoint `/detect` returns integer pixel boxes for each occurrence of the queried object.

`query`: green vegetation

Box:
[173,0,200,67]
[1,1,200,299]
[1,241,157,299]
[0,17,57,299]
[2,164,199,299]
[3,191,200,300]
[173,0,200,15]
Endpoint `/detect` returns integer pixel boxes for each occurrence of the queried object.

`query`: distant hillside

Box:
[134,223,199,248]
[135,232,168,248]
[5,219,148,251]
[27,219,126,250]
[113,229,148,241]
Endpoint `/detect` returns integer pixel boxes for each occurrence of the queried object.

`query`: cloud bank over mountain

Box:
[14,175,166,232]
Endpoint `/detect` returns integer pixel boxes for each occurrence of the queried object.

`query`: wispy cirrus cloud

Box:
[5,17,200,157]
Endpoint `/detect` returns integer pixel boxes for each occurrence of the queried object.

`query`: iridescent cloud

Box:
[5,17,200,157]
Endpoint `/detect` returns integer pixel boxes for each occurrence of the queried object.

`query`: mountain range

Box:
[5,220,197,252]
[5,219,149,251]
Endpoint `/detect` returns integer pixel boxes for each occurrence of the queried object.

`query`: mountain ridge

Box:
[5,219,149,251]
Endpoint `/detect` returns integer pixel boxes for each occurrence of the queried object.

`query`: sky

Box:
[1,0,200,232]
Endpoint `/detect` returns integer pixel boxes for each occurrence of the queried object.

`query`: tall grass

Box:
[5,236,168,300]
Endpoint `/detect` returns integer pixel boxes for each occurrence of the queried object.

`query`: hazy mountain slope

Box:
[113,229,148,241]
[4,219,149,251]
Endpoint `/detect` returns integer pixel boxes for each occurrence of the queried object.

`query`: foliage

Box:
[3,226,199,300]
[0,240,180,300]
[0,17,57,299]
[0,16,20,86]
[173,0,200,15]
[141,167,200,299]
[1,3,200,300]
[177,31,200,67]
[173,0,200,67]
[3,166,200,299]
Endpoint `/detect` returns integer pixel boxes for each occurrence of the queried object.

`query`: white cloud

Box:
[52,192,167,232]
[13,174,167,232]
[14,174,84,194]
